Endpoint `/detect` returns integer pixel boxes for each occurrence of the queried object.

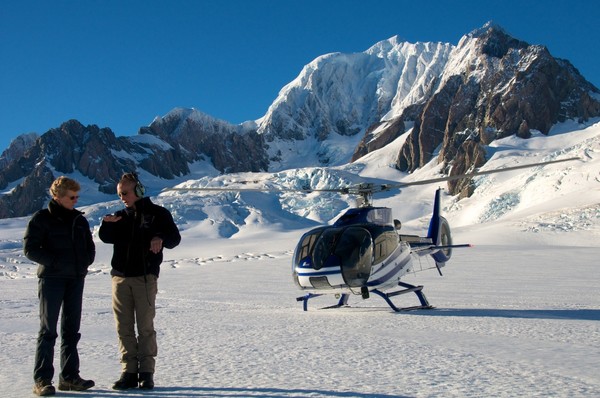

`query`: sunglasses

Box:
[67,195,80,200]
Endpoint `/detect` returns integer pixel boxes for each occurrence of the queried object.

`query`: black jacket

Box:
[24,199,96,278]
[99,197,181,277]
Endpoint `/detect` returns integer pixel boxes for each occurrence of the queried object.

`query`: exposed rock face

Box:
[0,134,40,190]
[394,23,600,196]
[0,162,54,218]
[0,132,38,170]
[144,108,268,173]
[25,120,189,191]
[352,116,405,162]
[0,120,191,217]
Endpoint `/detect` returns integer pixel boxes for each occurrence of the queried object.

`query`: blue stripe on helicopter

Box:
[367,250,411,286]
[296,269,341,277]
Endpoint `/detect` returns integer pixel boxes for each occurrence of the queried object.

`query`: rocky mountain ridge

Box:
[396,24,600,197]
[1,22,599,218]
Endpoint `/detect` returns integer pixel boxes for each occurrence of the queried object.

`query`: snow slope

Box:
[0,120,599,397]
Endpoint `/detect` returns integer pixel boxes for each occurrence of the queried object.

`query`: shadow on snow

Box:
[405,307,600,321]
[57,386,408,397]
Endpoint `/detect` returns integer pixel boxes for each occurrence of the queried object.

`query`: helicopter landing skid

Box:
[296,293,350,311]
[370,281,434,312]
[296,282,434,312]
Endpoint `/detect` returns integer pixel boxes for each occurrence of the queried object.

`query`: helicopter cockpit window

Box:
[293,227,326,268]
[373,230,399,264]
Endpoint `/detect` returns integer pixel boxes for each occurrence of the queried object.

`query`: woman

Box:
[24,176,96,396]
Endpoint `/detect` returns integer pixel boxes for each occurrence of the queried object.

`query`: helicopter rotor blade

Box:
[161,157,580,195]
[386,156,581,190]
[161,186,347,194]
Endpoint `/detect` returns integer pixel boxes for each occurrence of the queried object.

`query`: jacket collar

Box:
[48,199,82,221]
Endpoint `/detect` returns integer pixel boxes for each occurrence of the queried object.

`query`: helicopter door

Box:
[335,227,373,288]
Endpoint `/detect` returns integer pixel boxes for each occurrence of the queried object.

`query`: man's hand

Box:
[150,237,163,254]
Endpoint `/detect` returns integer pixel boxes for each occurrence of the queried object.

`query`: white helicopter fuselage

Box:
[292,189,457,311]
[294,238,412,293]
[294,234,425,295]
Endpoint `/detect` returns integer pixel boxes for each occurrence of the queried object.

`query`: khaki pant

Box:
[112,275,158,373]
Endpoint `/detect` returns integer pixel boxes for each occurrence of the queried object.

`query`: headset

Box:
[122,172,145,197]
[132,173,145,197]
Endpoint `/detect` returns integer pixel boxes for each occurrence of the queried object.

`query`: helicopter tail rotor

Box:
[427,188,453,268]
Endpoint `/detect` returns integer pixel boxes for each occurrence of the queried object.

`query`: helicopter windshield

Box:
[293,226,374,288]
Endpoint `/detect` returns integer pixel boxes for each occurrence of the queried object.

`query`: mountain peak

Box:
[459,21,529,59]
[152,107,218,128]
[468,21,507,38]
[369,35,409,50]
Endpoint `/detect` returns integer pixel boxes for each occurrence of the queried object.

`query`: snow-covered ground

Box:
[1,120,599,397]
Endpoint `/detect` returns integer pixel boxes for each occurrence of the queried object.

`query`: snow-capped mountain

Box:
[255,37,453,169]
[1,22,599,218]
[397,22,600,197]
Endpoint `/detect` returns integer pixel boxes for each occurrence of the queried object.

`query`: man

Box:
[99,172,181,390]
[24,176,96,396]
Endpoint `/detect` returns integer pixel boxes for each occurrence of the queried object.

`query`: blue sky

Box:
[1,0,598,151]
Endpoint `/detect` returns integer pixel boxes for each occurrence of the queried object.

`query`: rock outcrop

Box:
[394,23,600,196]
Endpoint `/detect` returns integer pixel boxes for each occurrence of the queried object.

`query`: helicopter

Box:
[164,157,579,312]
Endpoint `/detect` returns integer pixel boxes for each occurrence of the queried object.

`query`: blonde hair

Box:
[49,176,80,198]
[119,173,139,186]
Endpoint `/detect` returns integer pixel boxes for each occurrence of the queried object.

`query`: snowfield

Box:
[1,120,599,397]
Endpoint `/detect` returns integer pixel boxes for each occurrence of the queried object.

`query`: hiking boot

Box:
[112,372,138,390]
[58,375,95,391]
[139,372,154,390]
[33,380,55,396]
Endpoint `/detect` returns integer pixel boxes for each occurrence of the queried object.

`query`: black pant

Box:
[34,277,85,382]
